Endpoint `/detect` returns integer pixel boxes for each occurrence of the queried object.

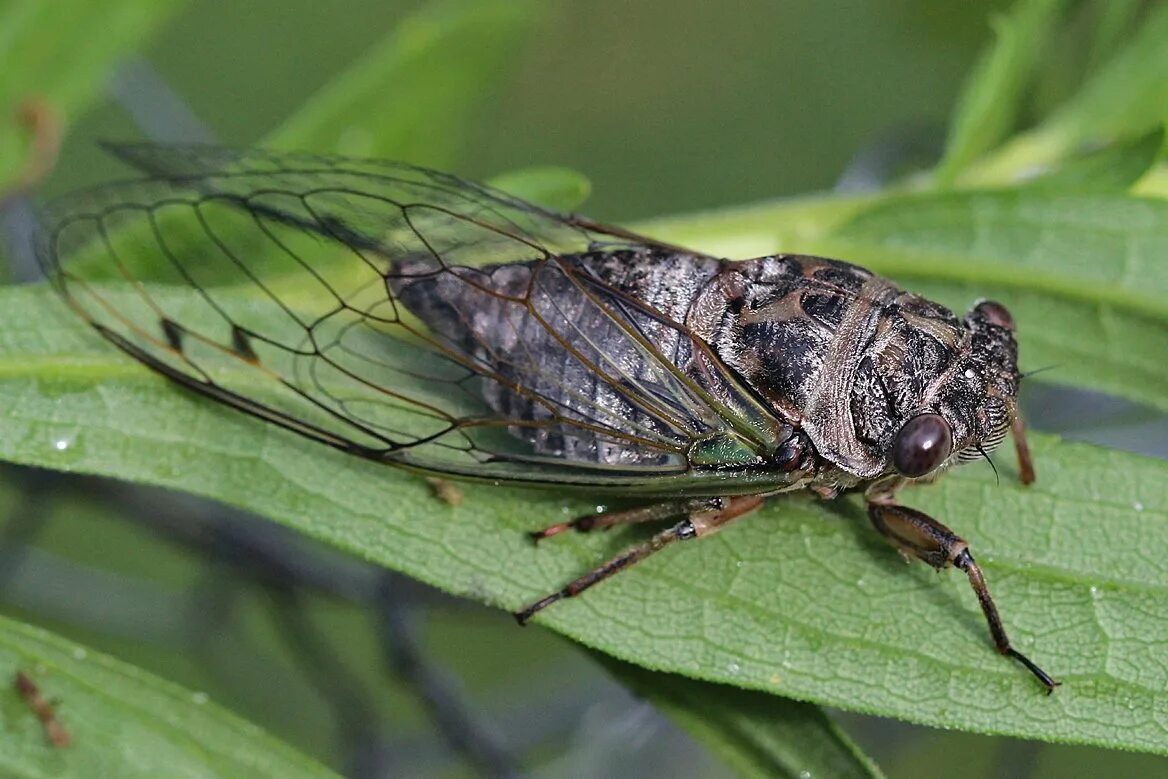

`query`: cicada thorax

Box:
[688,256,884,475]
[691,253,1025,484]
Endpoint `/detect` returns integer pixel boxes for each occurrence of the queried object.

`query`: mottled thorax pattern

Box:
[691,255,901,475]
[847,291,963,464]
[693,254,1020,479]
[688,256,870,418]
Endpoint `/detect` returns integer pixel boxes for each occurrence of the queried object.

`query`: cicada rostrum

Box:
[38,144,1057,691]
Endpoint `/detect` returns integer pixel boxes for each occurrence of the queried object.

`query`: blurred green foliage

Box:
[50,0,1009,213]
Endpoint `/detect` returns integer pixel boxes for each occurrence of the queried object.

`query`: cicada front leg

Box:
[1012,415,1036,485]
[515,495,764,624]
[866,495,1058,692]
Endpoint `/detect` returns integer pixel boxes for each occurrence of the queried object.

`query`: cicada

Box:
[38,144,1056,691]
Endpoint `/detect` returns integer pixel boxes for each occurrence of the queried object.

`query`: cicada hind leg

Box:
[515,495,764,625]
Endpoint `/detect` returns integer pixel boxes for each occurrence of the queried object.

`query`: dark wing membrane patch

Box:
[37,145,784,493]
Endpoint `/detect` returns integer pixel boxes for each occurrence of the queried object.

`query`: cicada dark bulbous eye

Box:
[973,300,1015,331]
[892,413,953,477]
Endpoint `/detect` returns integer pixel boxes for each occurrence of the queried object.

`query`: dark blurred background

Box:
[5,0,1167,776]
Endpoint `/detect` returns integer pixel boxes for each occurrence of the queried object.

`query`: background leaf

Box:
[0,279,1164,752]
[488,165,593,211]
[934,0,1068,185]
[0,0,182,186]
[0,613,336,778]
[1083,0,1147,76]
[605,657,884,779]
[267,0,540,165]
[967,1,1168,184]
[1019,128,1163,193]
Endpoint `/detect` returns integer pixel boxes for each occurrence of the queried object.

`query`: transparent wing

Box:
[37,144,791,494]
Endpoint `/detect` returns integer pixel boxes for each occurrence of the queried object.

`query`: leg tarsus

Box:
[1006,648,1060,695]
[953,548,1059,692]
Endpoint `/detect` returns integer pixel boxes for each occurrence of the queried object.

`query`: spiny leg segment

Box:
[515,495,764,625]
[866,498,1058,692]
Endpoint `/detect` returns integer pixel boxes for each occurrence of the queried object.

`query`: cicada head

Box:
[945,300,1021,463]
[884,300,1021,480]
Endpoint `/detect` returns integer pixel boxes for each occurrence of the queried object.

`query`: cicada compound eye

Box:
[892,413,953,478]
[973,300,1015,331]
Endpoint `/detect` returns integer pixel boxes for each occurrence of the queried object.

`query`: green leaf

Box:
[0,0,182,185]
[604,658,883,779]
[0,281,1165,752]
[935,0,1069,185]
[0,613,336,778]
[1019,127,1163,193]
[267,0,540,165]
[638,191,880,262]
[487,166,593,211]
[1083,0,1147,76]
[969,1,1168,184]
